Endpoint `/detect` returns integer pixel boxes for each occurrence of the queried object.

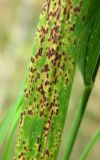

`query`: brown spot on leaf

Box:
[28,110,33,116]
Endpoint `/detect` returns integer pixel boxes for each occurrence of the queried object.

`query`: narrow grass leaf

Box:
[80,130,100,160]
[0,92,23,146]
[78,4,100,85]
[3,108,21,160]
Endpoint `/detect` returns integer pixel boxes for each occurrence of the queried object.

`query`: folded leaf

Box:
[78,4,100,85]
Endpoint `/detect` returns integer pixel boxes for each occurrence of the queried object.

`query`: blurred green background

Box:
[0,0,100,159]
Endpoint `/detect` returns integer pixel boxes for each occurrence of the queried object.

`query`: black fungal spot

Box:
[42,64,49,72]
[82,15,86,21]
[45,149,50,156]
[30,66,35,73]
[31,56,35,63]
[45,80,49,86]
[38,143,41,152]
[40,110,44,117]
[36,48,43,58]
[74,6,81,15]
[70,24,75,32]
[74,38,77,45]
[28,110,33,116]
[47,48,56,58]
[55,7,61,20]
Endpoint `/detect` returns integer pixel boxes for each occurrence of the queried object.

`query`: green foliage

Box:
[87,0,100,21]
[63,85,92,160]
[64,2,100,159]
[80,130,100,160]
[0,0,100,160]
[0,93,23,145]
[3,118,19,160]
[78,6,100,85]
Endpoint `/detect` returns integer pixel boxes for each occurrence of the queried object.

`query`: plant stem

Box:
[63,84,93,160]
[80,129,100,160]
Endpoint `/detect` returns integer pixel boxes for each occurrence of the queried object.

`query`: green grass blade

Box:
[63,85,92,160]
[87,0,100,22]
[0,92,23,146]
[78,6,100,85]
[3,109,21,160]
[80,130,100,160]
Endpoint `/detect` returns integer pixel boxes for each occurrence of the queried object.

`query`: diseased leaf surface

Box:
[13,0,90,159]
